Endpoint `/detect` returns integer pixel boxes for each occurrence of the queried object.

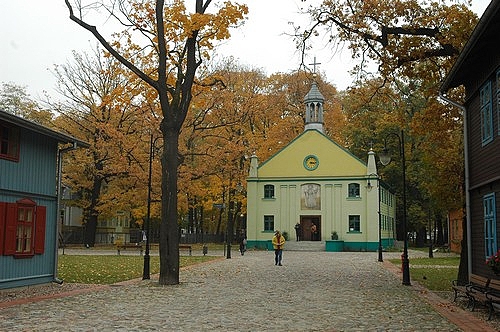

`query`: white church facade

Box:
[245,81,396,251]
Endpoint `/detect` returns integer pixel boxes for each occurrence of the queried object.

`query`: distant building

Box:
[440,1,500,278]
[246,82,396,251]
[448,209,464,254]
[59,185,137,246]
[0,110,87,289]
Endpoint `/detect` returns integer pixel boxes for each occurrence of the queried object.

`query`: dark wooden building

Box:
[440,0,500,279]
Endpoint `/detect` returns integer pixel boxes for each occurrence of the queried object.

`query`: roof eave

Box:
[440,1,500,92]
[0,110,89,148]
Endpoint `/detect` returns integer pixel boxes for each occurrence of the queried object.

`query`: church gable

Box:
[258,130,367,178]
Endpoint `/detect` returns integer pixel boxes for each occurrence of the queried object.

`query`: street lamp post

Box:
[143,134,155,280]
[368,174,383,262]
[379,130,411,286]
[226,183,244,259]
[226,194,234,259]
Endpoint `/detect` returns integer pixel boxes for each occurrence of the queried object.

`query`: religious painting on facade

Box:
[301,183,321,210]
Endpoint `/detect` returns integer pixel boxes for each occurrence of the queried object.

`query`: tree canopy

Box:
[297,0,476,244]
[64,0,248,285]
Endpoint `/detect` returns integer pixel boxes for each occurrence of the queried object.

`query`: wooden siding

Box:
[463,55,500,101]
[470,181,500,278]
[0,196,57,289]
[441,2,500,282]
[0,128,59,289]
[462,19,500,281]
[467,69,500,279]
[0,129,58,198]
[466,67,500,188]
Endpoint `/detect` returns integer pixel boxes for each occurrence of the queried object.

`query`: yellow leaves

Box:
[162,0,247,45]
[185,13,211,35]
[130,1,156,30]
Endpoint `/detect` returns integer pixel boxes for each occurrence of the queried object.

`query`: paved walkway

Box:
[0,250,497,331]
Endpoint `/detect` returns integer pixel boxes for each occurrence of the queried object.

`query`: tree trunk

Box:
[158,125,180,285]
[84,177,102,247]
[199,206,204,234]
[415,227,426,247]
[436,213,445,245]
[188,205,194,234]
[457,208,468,284]
[84,217,97,247]
[216,207,223,235]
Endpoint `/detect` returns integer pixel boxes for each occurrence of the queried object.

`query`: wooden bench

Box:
[485,279,500,320]
[466,277,499,313]
[179,245,192,256]
[433,244,450,253]
[116,243,143,255]
[452,274,489,303]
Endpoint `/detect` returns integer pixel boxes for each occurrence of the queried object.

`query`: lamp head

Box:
[366,180,373,191]
[379,148,392,166]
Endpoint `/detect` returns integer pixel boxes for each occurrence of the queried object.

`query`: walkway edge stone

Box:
[383,260,497,332]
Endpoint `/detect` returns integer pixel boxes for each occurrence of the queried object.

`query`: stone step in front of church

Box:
[285,241,325,251]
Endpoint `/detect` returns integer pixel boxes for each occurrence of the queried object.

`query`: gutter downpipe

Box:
[53,142,78,284]
[438,92,471,275]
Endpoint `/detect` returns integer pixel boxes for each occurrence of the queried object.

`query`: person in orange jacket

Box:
[272,230,285,266]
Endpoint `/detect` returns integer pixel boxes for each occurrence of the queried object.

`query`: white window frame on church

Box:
[264,184,275,199]
[348,183,360,198]
[264,215,274,231]
[348,215,361,232]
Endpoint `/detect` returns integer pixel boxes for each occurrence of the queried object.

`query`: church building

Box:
[245,80,396,251]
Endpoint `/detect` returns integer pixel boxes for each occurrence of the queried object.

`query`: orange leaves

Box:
[160,0,248,50]
[304,0,478,81]
[130,1,156,30]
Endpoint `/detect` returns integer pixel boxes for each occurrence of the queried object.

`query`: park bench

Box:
[179,244,192,256]
[451,274,489,303]
[432,244,450,253]
[485,279,500,320]
[116,243,143,255]
[467,278,500,320]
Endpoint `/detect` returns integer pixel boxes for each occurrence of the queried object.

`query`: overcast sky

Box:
[0,0,492,100]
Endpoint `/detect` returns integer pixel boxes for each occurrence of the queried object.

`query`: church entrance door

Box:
[300,216,321,241]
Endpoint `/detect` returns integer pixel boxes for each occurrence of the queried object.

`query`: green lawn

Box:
[58,255,218,284]
[59,251,461,291]
[389,256,460,291]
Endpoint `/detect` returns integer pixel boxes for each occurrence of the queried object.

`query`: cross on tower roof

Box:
[309,56,321,74]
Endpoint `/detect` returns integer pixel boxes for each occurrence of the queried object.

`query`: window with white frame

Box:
[264,215,274,231]
[0,198,46,257]
[348,183,360,198]
[484,193,497,258]
[348,215,360,232]
[264,184,275,199]
[480,81,493,145]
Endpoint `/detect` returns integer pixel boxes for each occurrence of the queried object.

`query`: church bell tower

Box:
[304,80,325,133]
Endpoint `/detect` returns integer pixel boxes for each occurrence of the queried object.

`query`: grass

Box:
[58,255,218,284]
[389,256,460,291]
[59,246,461,292]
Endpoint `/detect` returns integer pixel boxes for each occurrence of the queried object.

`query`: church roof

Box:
[255,129,367,179]
[304,82,324,102]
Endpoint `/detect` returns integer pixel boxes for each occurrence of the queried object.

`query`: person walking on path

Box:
[272,230,285,265]
[311,223,317,241]
[294,222,301,241]
[239,236,247,255]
